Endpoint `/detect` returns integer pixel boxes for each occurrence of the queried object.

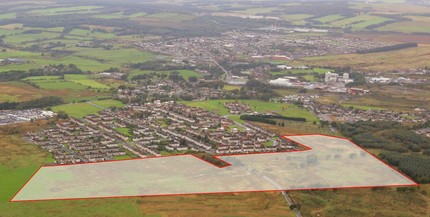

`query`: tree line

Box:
[0,64,83,82]
[0,96,63,110]
[356,43,418,54]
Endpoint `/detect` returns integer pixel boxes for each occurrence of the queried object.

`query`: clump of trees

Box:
[338,121,430,153]
[0,64,83,82]
[240,115,277,125]
[0,96,63,110]
[380,152,430,183]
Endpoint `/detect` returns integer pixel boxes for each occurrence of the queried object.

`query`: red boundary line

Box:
[10,134,418,202]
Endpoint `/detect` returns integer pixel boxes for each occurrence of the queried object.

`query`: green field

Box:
[27,80,89,90]
[23,76,61,81]
[52,99,123,118]
[377,16,430,33]
[28,6,103,16]
[64,74,110,89]
[328,14,391,30]
[0,44,156,73]
[223,85,242,91]
[129,69,202,80]
[91,99,125,108]
[67,28,116,39]
[52,102,102,118]
[315,14,345,23]
[282,14,313,25]
[179,99,319,122]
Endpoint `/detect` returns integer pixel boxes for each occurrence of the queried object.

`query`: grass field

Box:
[52,102,101,118]
[24,74,111,90]
[377,16,430,34]
[0,45,156,73]
[28,80,89,90]
[315,14,345,23]
[90,99,124,108]
[329,14,391,30]
[297,44,430,71]
[27,6,103,16]
[180,99,319,123]
[0,81,101,103]
[282,14,313,25]
[64,74,110,89]
[290,186,430,217]
[129,69,202,80]
[51,99,123,118]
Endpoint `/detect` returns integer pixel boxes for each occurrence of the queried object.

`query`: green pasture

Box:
[180,99,318,122]
[129,69,202,80]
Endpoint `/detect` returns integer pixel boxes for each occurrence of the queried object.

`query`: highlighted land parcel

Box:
[11,135,417,202]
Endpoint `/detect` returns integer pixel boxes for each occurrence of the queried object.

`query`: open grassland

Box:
[233,7,277,15]
[3,30,61,44]
[0,82,100,103]
[52,102,102,118]
[90,99,124,108]
[282,14,313,25]
[352,2,430,13]
[329,14,390,30]
[0,35,156,72]
[129,69,202,80]
[345,85,430,111]
[25,74,111,90]
[0,13,17,19]
[137,192,294,217]
[28,80,88,90]
[223,84,242,91]
[317,84,430,111]
[297,44,430,71]
[290,186,430,217]
[51,99,123,118]
[345,33,430,44]
[315,14,345,23]
[180,99,319,123]
[27,6,103,16]
[67,28,116,39]
[377,16,430,34]
[64,74,110,89]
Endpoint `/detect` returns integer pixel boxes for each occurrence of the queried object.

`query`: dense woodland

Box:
[380,152,430,183]
[338,121,430,184]
[338,121,430,153]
